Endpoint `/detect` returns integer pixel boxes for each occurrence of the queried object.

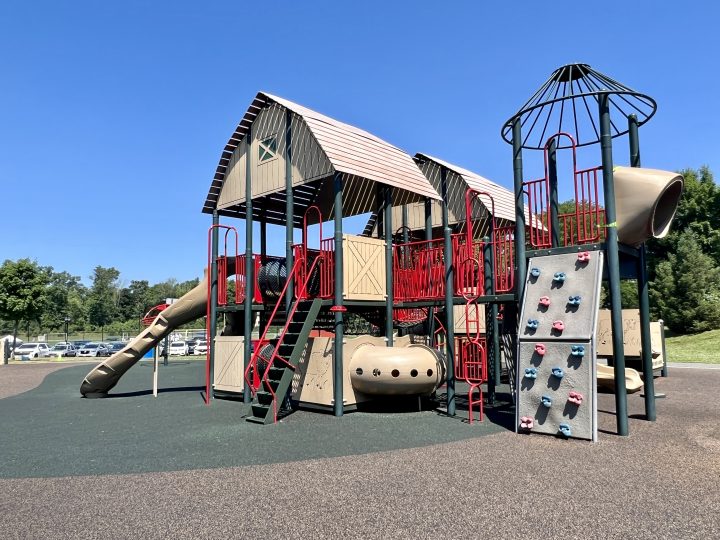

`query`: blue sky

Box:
[1,1,717,286]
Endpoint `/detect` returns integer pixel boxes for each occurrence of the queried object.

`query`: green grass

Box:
[665,329,720,364]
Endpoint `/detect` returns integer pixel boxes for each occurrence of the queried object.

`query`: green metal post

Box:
[402,204,409,244]
[599,94,629,436]
[259,218,267,336]
[209,211,220,400]
[243,130,254,404]
[285,109,294,316]
[385,186,394,346]
[425,197,434,346]
[333,171,345,417]
[548,138,560,248]
[376,185,384,240]
[660,320,668,377]
[511,119,527,304]
[441,167,455,416]
[629,114,656,421]
[483,238,496,405]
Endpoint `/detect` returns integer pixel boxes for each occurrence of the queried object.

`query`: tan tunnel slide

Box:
[80,276,208,397]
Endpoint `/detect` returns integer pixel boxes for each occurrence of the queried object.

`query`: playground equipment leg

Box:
[441,166,455,416]
[207,211,220,404]
[333,172,345,417]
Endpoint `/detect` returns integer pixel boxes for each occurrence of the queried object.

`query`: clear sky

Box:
[1,0,717,286]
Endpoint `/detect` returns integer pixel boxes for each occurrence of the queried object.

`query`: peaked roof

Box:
[415,153,517,222]
[202,92,440,217]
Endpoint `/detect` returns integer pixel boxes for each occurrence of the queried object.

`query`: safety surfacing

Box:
[0,362,510,478]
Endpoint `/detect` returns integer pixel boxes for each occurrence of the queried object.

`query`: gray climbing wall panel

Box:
[516,250,603,442]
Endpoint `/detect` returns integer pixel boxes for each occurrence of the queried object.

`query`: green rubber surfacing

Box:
[0,362,511,479]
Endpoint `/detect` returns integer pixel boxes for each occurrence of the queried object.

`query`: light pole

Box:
[64,316,71,344]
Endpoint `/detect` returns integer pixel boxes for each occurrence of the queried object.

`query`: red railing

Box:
[244,254,322,423]
[393,237,446,301]
[140,303,169,327]
[523,133,605,250]
[493,225,515,293]
[205,224,239,405]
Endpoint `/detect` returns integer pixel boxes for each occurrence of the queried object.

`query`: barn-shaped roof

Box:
[203,92,440,225]
[414,153,517,223]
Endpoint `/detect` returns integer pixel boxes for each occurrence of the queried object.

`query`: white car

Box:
[47,343,77,358]
[194,340,208,355]
[168,341,188,356]
[13,342,51,359]
[78,342,110,357]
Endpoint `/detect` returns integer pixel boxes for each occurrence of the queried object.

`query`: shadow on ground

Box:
[0,362,509,478]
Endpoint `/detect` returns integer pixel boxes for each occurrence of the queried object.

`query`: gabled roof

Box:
[415,153,517,223]
[202,92,440,219]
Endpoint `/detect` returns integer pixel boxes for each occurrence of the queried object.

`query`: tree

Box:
[87,266,120,340]
[40,269,86,332]
[650,231,720,333]
[0,259,49,363]
[647,166,720,273]
[117,279,150,321]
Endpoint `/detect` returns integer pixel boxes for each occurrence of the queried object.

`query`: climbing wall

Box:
[516,250,603,441]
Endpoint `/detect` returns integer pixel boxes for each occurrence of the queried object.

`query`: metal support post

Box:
[243,129,254,404]
[385,186,394,346]
[629,114,656,421]
[332,172,345,417]
[600,94,629,435]
[285,109,294,316]
[548,138,560,247]
[208,211,220,403]
[441,167,455,416]
[512,119,527,303]
[425,197,434,345]
[259,218,267,336]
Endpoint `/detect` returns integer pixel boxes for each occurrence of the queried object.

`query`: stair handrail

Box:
[243,253,320,394]
[259,255,322,423]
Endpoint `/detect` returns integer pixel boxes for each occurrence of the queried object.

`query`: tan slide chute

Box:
[80,277,208,397]
[614,166,684,246]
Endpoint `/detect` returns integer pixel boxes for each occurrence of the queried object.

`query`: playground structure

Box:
[81,63,683,438]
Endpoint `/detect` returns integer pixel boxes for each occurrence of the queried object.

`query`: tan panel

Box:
[597,309,664,368]
[251,105,285,199]
[342,234,386,301]
[453,303,486,334]
[213,336,245,393]
[217,138,247,209]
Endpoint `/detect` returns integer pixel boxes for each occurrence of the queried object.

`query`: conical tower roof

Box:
[501,63,657,150]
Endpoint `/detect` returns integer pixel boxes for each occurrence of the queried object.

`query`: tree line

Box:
[0,262,200,343]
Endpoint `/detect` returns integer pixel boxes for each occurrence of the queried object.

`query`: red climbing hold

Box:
[538,296,551,307]
[534,343,546,356]
[577,251,591,262]
[552,320,565,332]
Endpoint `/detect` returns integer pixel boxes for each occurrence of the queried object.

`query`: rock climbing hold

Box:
[551,367,565,379]
[553,271,567,283]
[571,344,585,357]
[538,296,551,307]
[568,391,584,406]
[520,416,534,430]
[534,343,546,356]
[552,320,565,332]
[530,267,541,278]
[541,395,552,408]
[577,251,591,262]
[559,423,572,437]
[524,367,538,379]
[567,295,582,306]
[527,319,539,330]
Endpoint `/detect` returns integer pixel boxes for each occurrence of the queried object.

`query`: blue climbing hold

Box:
[541,395,552,408]
[568,295,582,306]
[526,319,539,330]
[551,367,565,379]
[571,345,586,357]
[553,271,567,282]
[559,423,572,437]
[524,367,538,379]
[530,267,541,278]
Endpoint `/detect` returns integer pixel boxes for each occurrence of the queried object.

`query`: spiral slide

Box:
[80,277,208,397]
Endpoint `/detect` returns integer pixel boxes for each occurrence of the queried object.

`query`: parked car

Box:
[78,342,111,357]
[107,342,126,354]
[168,341,188,356]
[47,343,77,358]
[186,338,199,355]
[194,340,208,355]
[72,340,89,351]
[13,342,51,359]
